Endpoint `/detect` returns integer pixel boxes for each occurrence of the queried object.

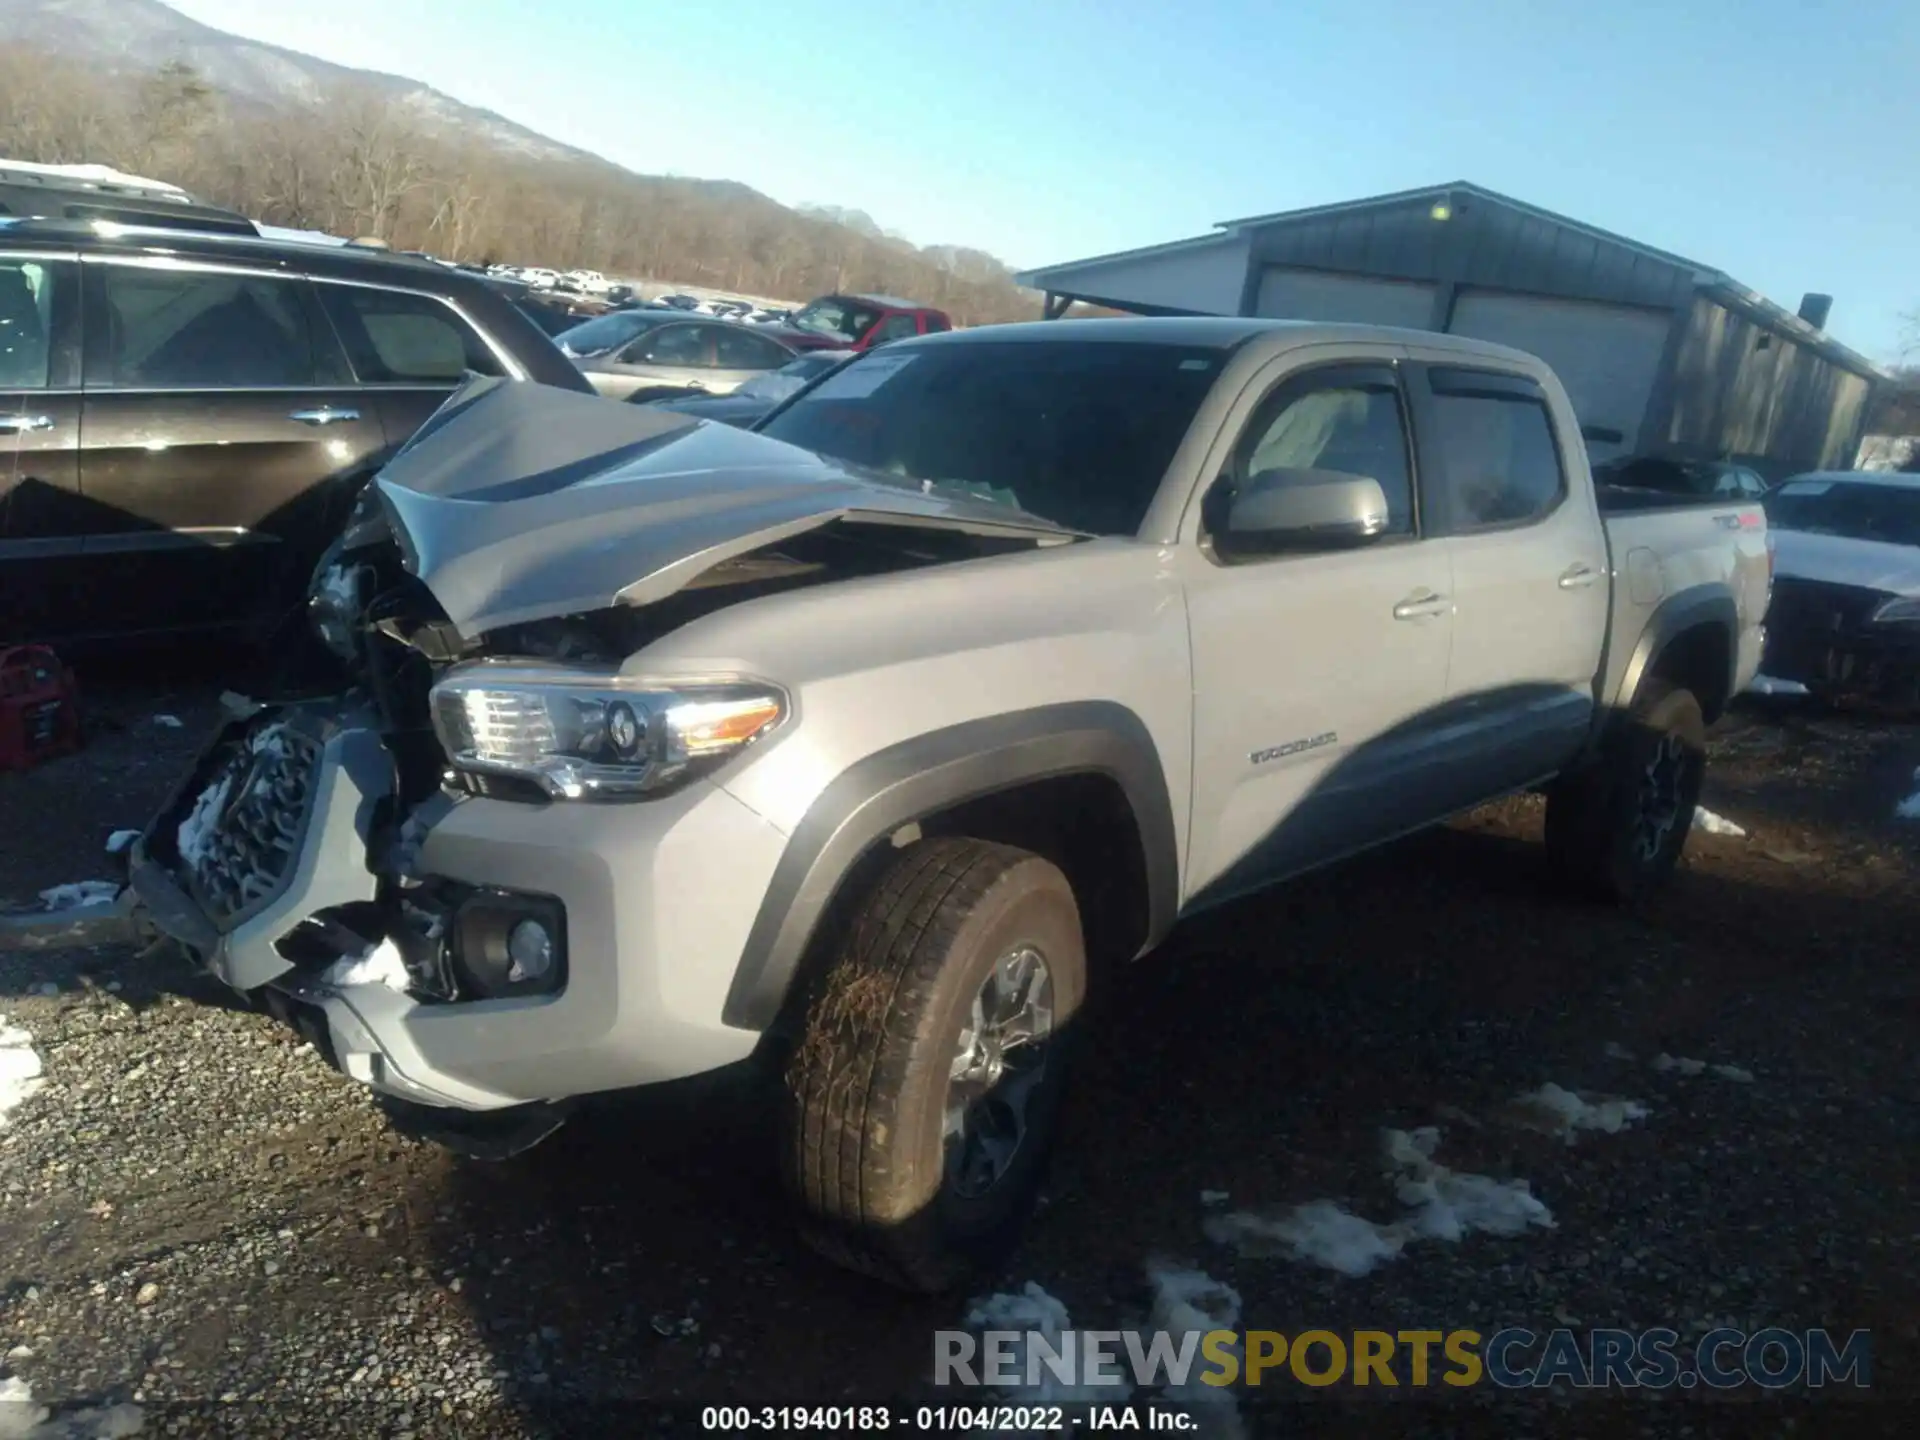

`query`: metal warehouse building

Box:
[1018,181,1885,479]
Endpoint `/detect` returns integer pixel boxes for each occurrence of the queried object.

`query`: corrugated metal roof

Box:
[1020,180,1885,383]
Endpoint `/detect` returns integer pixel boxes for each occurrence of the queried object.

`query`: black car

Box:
[0,194,590,647]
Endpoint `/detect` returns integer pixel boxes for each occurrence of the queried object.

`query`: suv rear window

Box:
[317,284,504,384]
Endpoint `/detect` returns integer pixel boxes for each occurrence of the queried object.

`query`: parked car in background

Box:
[1760,472,1920,705]
[520,268,560,290]
[1593,455,1771,503]
[130,318,1768,1296]
[655,293,701,311]
[570,314,796,400]
[564,269,611,294]
[643,349,854,426]
[757,292,951,352]
[516,298,590,337]
[0,206,590,648]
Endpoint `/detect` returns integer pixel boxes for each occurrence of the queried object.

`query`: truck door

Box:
[1405,361,1608,803]
[0,249,84,644]
[1177,354,1457,905]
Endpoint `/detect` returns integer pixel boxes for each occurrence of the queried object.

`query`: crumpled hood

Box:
[1771,528,1920,598]
[371,375,1073,639]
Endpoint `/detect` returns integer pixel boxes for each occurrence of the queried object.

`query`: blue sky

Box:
[168,0,1918,361]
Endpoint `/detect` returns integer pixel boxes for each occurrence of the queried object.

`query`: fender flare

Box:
[1617,584,1740,717]
[721,700,1180,1031]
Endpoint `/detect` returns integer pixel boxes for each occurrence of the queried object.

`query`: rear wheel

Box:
[780,837,1086,1292]
[1545,683,1707,904]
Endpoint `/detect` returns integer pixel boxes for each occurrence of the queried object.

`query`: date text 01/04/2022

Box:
[700,1406,1197,1432]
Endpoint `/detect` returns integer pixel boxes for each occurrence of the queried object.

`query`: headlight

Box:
[428,661,787,800]
[1869,596,1920,626]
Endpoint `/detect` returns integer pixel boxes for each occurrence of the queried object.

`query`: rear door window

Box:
[97,265,323,389]
[316,284,504,384]
[1422,368,1567,532]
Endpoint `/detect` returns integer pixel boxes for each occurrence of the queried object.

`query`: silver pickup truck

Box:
[128,318,1771,1291]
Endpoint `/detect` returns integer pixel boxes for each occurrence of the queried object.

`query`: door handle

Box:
[287,407,360,426]
[0,414,54,433]
[1558,563,1601,590]
[1392,592,1452,621]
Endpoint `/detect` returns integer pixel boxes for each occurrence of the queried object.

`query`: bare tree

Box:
[0,46,1044,324]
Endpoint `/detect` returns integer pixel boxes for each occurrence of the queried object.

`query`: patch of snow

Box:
[1896,787,1920,822]
[1692,807,1747,837]
[0,1379,142,1440]
[1652,1054,1708,1076]
[151,714,183,729]
[104,830,140,856]
[1203,1127,1552,1277]
[1507,1083,1649,1142]
[964,1282,1131,1406]
[1603,1041,1637,1061]
[0,1018,45,1128]
[323,938,411,992]
[1144,1261,1243,1434]
[0,1377,48,1438]
[1654,1055,1755,1083]
[37,881,119,911]
[1386,1126,1555,1241]
[1199,1190,1230,1207]
[1745,674,1810,697]
[175,770,235,868]
[1206,1199,1408,1277]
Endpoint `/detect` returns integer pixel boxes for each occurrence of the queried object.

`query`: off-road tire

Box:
[781,837,1086,1292]
[1545,682,1707,905]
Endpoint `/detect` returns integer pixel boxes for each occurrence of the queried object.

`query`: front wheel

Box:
[780,837,1086,1292]
[1545,682,1707,905]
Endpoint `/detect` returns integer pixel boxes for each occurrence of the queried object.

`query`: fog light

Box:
[448,889,567,998]
[506,918,555,984]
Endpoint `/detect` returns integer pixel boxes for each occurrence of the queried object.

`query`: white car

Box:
[565,269,612,295]
[521,268,560,290]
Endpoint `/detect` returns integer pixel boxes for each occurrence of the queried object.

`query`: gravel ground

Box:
[2,676,1916,1437]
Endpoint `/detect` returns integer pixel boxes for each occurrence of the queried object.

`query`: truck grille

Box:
[176,723,323,927]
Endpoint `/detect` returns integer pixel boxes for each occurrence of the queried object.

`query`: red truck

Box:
[763,292,951,352]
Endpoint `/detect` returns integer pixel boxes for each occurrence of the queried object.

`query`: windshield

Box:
[791,297,882,342]
[1765,479,1920,547]
[757,340,1223,535]
[558,310,663,355]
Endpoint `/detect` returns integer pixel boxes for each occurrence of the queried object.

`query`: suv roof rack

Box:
[0,158,258,236]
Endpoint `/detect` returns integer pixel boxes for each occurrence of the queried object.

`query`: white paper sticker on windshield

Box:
[808,352,919,400]
[1776,480,1833,496]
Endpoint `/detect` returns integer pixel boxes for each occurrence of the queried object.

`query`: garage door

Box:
[1255,268,1437,328]
[1447,292,1671,461]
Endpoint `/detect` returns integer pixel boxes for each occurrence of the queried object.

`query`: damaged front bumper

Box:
[129,699,785,1118]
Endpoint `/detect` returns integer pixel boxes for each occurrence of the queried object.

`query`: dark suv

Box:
[0,201,590,647]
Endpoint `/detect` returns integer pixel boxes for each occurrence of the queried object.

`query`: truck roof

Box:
[916,316,1550,369]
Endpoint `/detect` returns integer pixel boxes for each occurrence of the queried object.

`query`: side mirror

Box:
[1221,467,1391,552]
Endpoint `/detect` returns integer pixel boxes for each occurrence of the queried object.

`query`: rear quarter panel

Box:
[1599,503,1771,711]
